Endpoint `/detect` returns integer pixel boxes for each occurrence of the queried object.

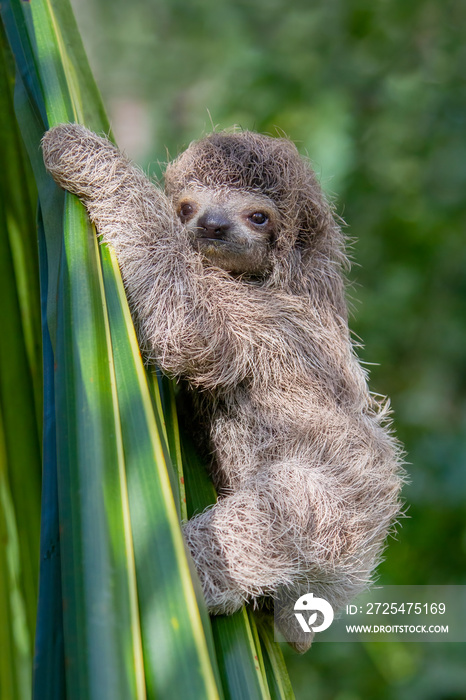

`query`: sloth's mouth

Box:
[194,236,231,248]
[191,236,271,276]
[196,230,226,240]
[193,237,241,264]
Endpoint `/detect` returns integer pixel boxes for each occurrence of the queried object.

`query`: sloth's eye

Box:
[249,212,268,225]
[179,202,195,220]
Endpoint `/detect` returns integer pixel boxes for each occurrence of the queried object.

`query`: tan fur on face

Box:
[42,124,405,652]
[174,186,277,274]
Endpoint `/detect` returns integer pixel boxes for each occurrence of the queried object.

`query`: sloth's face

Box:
[174,186,277,275]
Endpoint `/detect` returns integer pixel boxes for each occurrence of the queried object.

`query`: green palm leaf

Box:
[0,1,296,697]
[0,24,41,700]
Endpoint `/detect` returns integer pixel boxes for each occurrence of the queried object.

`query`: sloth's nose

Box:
[197,211,231,239]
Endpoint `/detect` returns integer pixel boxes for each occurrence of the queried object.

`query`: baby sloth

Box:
[42,125,403,650]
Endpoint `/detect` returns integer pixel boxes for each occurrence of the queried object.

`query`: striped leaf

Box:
[0,1,296,697]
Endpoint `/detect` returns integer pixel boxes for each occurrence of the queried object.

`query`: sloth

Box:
[42,124,404,651]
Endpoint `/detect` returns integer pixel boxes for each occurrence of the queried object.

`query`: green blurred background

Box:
[69,1,466,697]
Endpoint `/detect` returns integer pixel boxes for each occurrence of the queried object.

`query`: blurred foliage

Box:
[69,1,466,698]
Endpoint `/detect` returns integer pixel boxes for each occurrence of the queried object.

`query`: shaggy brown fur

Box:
[42,124,404,651]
